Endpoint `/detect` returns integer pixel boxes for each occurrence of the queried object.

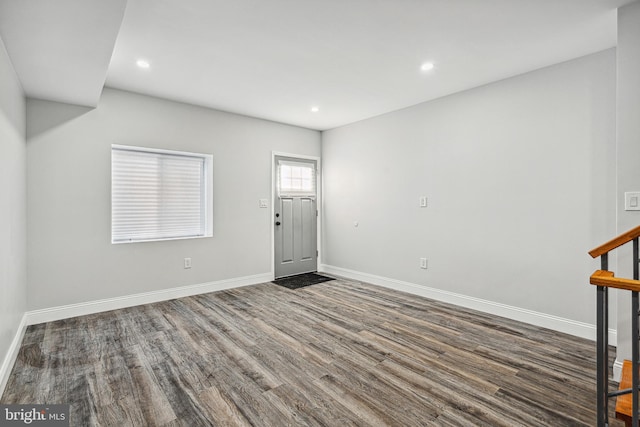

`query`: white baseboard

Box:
[0,313,28,398]
[319,264,617,345]
[25,272,273,326]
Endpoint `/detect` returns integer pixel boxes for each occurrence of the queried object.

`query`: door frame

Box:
[271,151,322,280]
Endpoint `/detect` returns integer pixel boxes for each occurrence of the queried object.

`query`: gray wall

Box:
[27,88,320,310]
[0,37,26,371]
[322,50,616,325]
[615,2,640,363]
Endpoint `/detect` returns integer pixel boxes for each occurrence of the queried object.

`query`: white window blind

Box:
[112,145,213,243]
[277,160,316,197]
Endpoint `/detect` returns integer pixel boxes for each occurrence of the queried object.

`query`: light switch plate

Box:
[259,199,268,208]
[625,192,640,211]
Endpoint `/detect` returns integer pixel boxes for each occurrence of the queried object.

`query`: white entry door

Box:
[274,156,317,278]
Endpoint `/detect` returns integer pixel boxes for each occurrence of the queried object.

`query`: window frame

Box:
[111,144,213,244]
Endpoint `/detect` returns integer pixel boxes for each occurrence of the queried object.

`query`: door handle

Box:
[275,221,281,226]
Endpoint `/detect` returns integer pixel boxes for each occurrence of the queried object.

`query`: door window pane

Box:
[278,161,315,197]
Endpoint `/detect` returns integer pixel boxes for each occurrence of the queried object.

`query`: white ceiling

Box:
[0,0,635,130]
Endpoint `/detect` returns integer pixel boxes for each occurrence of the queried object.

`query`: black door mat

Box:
[273,273,335,290]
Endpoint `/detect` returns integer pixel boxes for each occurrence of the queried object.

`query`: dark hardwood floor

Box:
[1,278,622,426]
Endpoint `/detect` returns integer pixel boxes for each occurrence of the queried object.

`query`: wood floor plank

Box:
[265,382,363,426]
[312,373,398,426]
[0,278,624,426]
[122,345,176,425]
[204,364,292,426]
[196,385,252,427]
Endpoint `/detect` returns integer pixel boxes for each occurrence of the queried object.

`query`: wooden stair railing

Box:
[591,270,640,293]
[590,225,640,258]
[589,225,640,427]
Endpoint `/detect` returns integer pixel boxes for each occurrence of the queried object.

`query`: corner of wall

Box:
[0,32,28,399]
[0,315,27,397]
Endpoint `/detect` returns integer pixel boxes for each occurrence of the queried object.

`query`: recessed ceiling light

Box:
[311,106,320,113]
[136,59,150,69]
[420,62,435,72]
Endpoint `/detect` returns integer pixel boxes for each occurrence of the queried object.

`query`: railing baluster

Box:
[634,238,639,427]
[597,285,608,426]
[597,252,609,427]
[633,290,639,427]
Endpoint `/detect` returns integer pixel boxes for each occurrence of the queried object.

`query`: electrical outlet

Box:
[184,257,192,269]
[420,258,428,269]
[419,196,427,207]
